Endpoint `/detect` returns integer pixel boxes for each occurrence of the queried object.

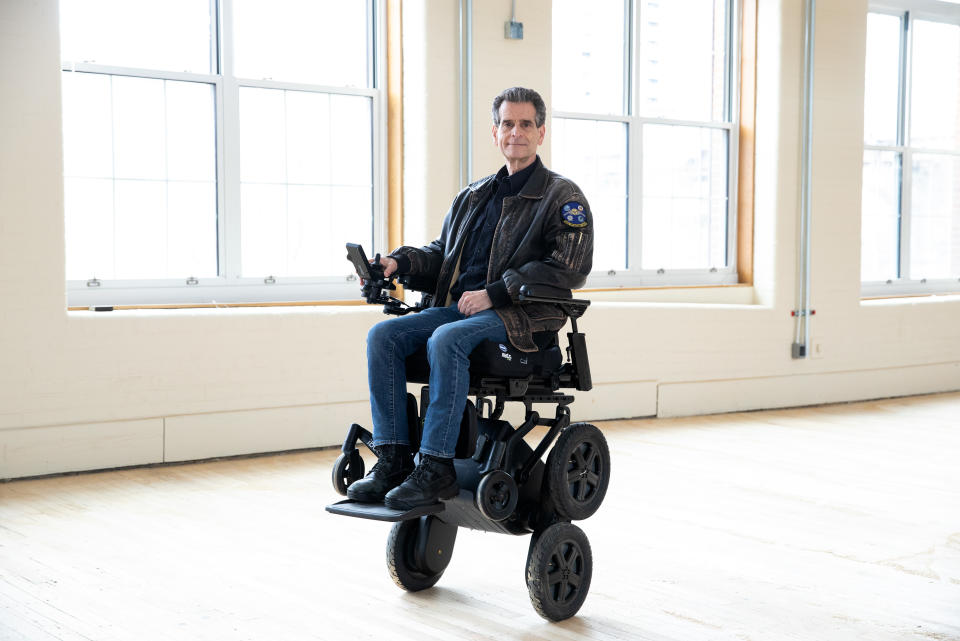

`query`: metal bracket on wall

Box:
[505,0,523,39]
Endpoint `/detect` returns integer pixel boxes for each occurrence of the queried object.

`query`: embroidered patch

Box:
[561,202,588,228]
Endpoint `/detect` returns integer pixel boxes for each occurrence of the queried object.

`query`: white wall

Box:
[1,0,958,479]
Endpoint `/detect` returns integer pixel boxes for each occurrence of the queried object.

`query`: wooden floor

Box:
[1,393,959,641]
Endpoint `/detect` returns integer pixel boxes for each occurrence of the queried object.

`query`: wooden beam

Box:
[387,0,404,253]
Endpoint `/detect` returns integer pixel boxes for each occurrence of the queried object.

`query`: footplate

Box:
[325,499,445,522]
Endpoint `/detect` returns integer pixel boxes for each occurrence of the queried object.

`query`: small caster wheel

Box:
[545,423,610,520]
[526,521,592,621]
[476,470,518,521]
[331,449,365,496]
[387,516,457,592]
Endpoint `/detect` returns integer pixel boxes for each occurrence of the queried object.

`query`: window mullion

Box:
[627,0,640,272]
[220,0,242,282]
[899,11,911,148]
[630,0,640,120]
[210,0,220,74]
[898,10,912,280]
[109,75,118,281]
[623,0,633,116]
[727,119,740,271]
[726,0,741,270]
[727,0,739,123]
[899,148,912,280]
[628,117,642,272]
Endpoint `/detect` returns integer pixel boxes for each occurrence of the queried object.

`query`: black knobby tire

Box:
[386,517,444,592]
[331,451,365,496]
[476,470,519,522]
[545,423,610,521]
[525,522,593,621]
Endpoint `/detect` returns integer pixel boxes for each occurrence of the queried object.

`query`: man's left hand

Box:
[458,290,493,316]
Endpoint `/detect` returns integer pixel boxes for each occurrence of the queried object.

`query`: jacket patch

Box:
[561,202,588,228]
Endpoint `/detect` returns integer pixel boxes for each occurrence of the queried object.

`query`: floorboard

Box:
[1,393,958,640]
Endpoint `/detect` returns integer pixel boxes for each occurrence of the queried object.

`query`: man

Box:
[347,87,593,510]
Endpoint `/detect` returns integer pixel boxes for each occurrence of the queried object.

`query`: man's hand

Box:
[458,289,493,316]
[377,256,398,278]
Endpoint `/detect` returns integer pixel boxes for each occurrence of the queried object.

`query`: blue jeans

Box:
[366,304,508,458]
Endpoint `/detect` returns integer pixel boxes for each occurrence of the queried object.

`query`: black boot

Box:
[384,454,459,510]
[346,444,414,503]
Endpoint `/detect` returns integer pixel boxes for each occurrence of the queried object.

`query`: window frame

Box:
[861,0,960,298]
[551,0,743,289]
[62,0,387,307]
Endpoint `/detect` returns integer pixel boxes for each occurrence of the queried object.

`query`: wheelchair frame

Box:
[327,245,610,621]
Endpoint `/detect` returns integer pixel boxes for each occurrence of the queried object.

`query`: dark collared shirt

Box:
[450,156,541,303]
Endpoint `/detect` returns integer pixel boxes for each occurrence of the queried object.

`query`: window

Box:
[60,0,384,306]
[862,2,960,296]
[551,0,740,287]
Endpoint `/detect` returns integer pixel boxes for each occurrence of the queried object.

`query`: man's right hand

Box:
[377,256,398,278]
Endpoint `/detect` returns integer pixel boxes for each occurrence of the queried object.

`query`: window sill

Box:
[67,284,759,315]
[65,301,377,319]
[579,283,755,305]
[861,292,960,306]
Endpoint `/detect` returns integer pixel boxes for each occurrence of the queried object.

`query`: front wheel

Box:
[386,516,456,592]
[525,522,593,621]
[331,451,364,496]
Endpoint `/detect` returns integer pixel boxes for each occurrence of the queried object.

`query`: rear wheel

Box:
[525,522,593,621]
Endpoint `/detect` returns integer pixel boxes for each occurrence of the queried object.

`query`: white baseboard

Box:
[657,361,960,417]
[164,401,371,462]
[0,418,163,479]
[0,403,372,480]
[576,380,658,420]
[3,363,957,480]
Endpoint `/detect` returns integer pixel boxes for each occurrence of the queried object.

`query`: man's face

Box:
[492,101,545,169]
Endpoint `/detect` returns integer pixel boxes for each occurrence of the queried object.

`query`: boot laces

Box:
[407,462,429,483]
[408,456,449,484]
[371,446,407,476]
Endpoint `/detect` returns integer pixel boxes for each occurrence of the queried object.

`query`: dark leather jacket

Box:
[390,162,593,352]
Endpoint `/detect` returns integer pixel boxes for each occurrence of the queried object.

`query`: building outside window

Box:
[551,0,740,288]
[861,1,960,296]
[60,0,384,306]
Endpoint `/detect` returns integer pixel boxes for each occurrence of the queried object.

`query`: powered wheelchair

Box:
[326,244,610,622]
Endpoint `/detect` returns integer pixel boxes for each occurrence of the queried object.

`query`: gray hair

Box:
[492,87,546,128]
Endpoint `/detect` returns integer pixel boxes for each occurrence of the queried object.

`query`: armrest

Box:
[518,284,571,300]
[518,284,591,318]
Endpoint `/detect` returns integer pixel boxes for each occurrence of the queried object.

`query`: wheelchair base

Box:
[325,498,445,522]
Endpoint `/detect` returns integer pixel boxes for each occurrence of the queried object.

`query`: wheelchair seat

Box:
[404,331,563,385]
